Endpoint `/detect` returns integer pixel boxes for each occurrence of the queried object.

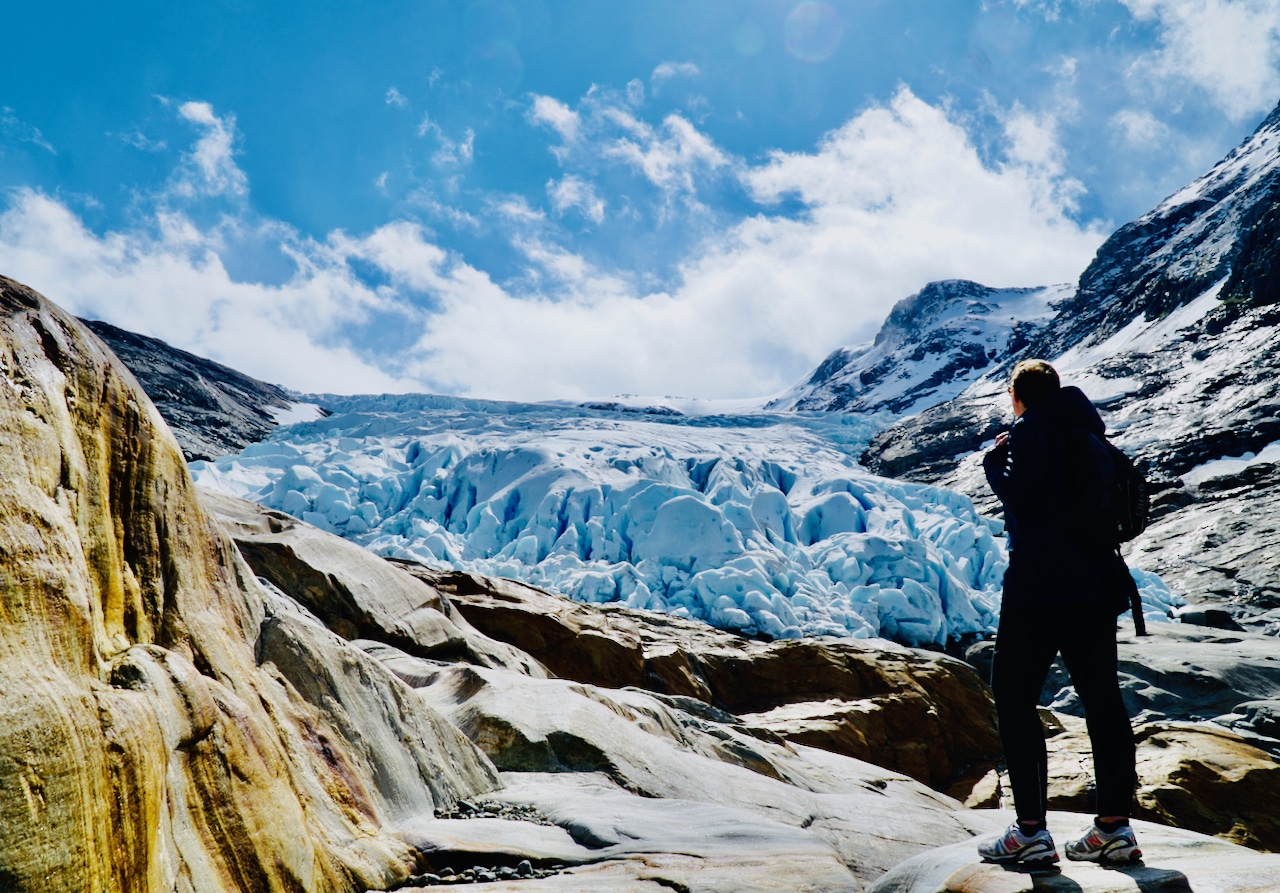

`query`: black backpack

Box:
[1071,431,1151,634]
[1101,439,1150,544]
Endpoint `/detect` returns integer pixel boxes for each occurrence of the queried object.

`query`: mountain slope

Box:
[82,318,323,461]
[768,280,1068,415]
[859,101,1280,623]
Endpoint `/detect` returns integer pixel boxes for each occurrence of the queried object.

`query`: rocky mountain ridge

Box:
[767,280,1068,415]
[853,100,1280,623]
[81,317,320,462]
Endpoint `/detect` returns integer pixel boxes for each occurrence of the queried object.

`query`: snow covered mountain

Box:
[861,101,1280,625]
[768,280,1068,415]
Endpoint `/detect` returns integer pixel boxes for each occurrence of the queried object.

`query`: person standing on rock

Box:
[976,359,1142,869]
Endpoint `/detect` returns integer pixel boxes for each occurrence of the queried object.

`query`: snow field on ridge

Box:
[192,395,1179,645]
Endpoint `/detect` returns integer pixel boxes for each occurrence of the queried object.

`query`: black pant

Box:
[991,605,1136,823]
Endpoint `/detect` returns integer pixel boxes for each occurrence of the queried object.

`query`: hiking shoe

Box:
[1065,822,1142,864]
[978,823,1059,866]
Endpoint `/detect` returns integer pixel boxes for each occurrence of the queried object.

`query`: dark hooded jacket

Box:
[983,386,1125,610]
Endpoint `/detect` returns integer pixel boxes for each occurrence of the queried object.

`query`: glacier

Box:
[193,394,1181,647]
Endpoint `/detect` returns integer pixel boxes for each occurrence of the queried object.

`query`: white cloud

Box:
[626,78,645,107]
[398,88,1105,401]
[0,88,1107,404]
[385,87,409,108]
[0,190,412,393]
[1111,108,1172,147]
[528,94,581,143]
[1122,0,1280,120]
[651,62,700,84]
[172,102,247,199]
[547,176,606,223]
[604,113,729,211]
[113,130,168,152]
[1,107,56,154]
[416,114,474,167]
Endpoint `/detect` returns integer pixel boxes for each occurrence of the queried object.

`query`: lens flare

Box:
[784,2,843,63]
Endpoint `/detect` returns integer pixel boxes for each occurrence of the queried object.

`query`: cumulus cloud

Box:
[0,88,1107,403]
[1122,0,1280,120]
[529,94,581,143]
[399,87,1105,401]
[603,111,728,211]
[385,87,409,108]
[547,176,606,223]
[415,113,474,167]
[651,62,700,84]
[0,190,413,393]
[1111,108,1172,147]
[0,103,414,393]
[171,102,248,199]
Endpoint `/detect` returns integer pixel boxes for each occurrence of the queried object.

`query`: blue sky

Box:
[2,0,1278,400]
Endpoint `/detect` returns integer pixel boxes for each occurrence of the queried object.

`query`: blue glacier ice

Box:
[193,394,1182,646]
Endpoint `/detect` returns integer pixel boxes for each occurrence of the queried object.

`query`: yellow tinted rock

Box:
[0,276,499,892]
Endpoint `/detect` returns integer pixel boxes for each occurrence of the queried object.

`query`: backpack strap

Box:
[1115,546,1148,636]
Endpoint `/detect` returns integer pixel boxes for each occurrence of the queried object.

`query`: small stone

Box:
[475,868,496,882]
[516,859,533,878]
[498,866,516,879]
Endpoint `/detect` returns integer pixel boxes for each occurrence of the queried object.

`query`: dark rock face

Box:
[81,318,304,461]
[857,101,1280,621]
[1036,102,1280,359]
[769,280,1065,415]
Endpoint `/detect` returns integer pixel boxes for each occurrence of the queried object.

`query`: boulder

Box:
[204,492,544,677]
[1041,716,1280,852]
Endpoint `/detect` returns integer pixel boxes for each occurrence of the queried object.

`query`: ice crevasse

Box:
[192,395,1181,647]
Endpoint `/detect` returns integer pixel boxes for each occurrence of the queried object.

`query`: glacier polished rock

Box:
[203,489,545,677]
[397,560,1001,793]
[0,276,500,892]
[869,813,1280,893]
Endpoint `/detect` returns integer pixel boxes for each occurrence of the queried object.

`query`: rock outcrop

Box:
[0,276,499,892]
[9,273,1280,893]
[767,281,1066,415]
[1043,716,1280,852]
[393,563,1002,794]
[81,317,305,462]
[870,814,1280,893]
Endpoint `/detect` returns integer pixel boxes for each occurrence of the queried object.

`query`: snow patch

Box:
[270,401,328,425]
[1182,441,1280,488]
